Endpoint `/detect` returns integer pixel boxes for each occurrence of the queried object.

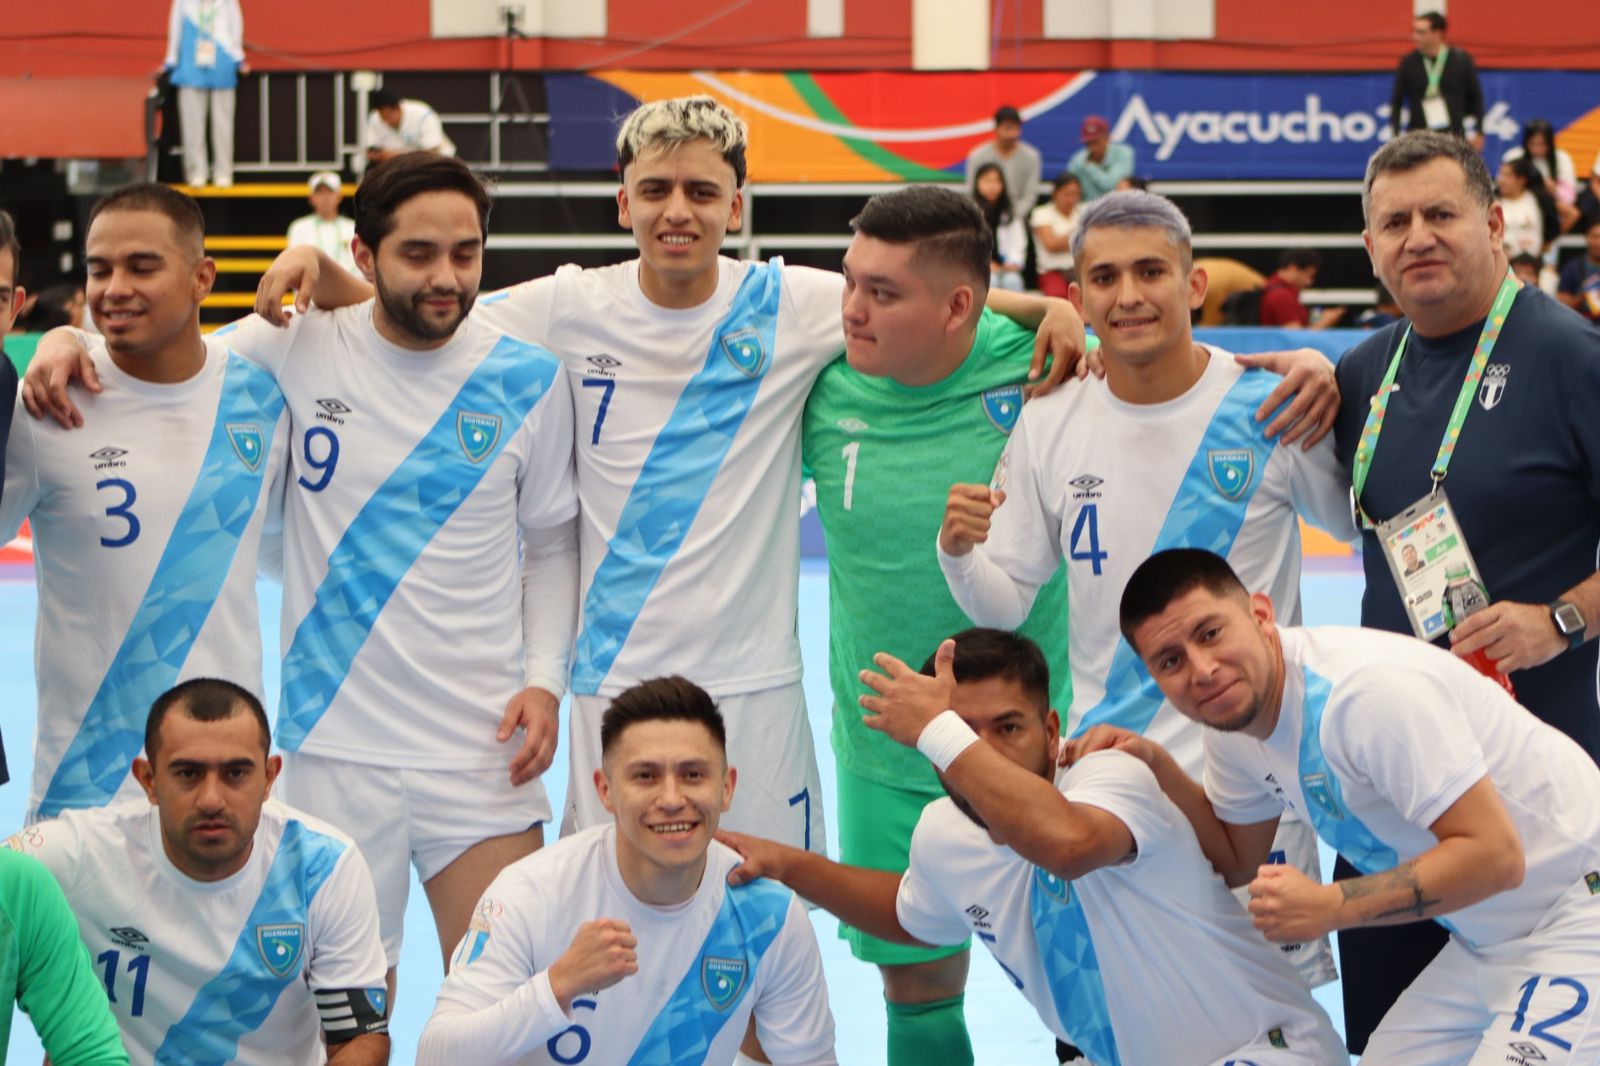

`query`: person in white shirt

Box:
[1029,173,1083,299]
[418,676,836,1066]
[0,183,288,820]
[366,90,456,164]
[21,155,580,1010]
[720,628,1346,1065]
[937,189,1354,986]
[6,677,390,1065]
[1112,547,1600,1064]
[162,0,246,188]
[286,171,359,277]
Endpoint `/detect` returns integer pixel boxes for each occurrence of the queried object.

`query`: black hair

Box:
[1118,549,1251,651]
[918,628,1050,713]
[0,210,18,284]
[1521,119,1557,158]
[1278,247,1321,271]
[353,153,492,253]
[88,183,206,258]
[994,105,1022,127]
[1416,10,1447,32]
[850,184,992,289]
[371,88,401,110]
[1051,173,1082,195]
[145,678,271,761]
[600,676,727,757]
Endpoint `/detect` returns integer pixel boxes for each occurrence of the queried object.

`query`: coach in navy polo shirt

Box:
[1331,130,1600,1054]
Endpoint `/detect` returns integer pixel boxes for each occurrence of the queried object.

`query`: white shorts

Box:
[1364,882,1600,1065]
[1233,814,1340,988]
[277,750,551,967]
[563,681,827,855]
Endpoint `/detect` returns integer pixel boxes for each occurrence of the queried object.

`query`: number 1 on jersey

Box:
[1069,504,1108,575]
[840,441,860,511]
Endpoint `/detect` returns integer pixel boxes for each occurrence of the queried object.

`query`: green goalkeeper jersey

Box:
[803,308,1078,791]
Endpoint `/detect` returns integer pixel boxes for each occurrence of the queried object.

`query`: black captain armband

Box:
[316,987,390,1041]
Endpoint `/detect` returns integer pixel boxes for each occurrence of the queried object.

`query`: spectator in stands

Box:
[971,163,1026,292]
[1497,156,1558,260]
[286,171,359,277]
[964,106,1042,216]
[366,89,457,164]
[1193,257,1265,326]
[163,0,246,188]
[1389,11,1484,150]
[1356,285,1403,329]
[1333,130,1600,1055]
[1029,174,1082,298]
[1260,248,1345,329]
[1114,176,1148,192]
[1067,115,1134,201]
[1557,217,1600,322]
[1503,119,1580,232]
[1509,252,1542,288]
[1579,154,1600,230]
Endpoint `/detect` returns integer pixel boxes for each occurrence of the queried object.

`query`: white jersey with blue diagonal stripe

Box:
[215,306,577,769]
[5,799,388,1066]
[895,751,1346,1063]
[0,340,289,818]
[475,257,847,698]
[423,824,836,1064]
[951,350,1356,775]
[1207,625,1600,950]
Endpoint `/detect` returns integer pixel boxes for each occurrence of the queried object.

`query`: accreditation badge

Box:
[1421,93,1451,131]
[194,39,218,68]
[1375,488,1490,641]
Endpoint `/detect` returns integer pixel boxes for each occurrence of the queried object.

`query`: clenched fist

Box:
[940,483,1004,557]
[547,918,638,1011]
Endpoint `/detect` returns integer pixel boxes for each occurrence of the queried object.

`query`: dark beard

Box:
[374,273,473,343]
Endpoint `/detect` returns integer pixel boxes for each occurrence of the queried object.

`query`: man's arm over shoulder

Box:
[474,273,563,350]
[0,385,43,542]
[749,892,838,1066]
[3,849,129,1065]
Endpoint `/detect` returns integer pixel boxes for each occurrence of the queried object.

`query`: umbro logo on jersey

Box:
[1478,363,1510,410]
[316,398,350,425]
[90,446,129,471]
[836,417,869,434]
[586,354,622,374]
[701,956,747,1011]
[964,904,992,929]
[1069,474,1103,499]
[109,926,149,950]
[1508,1042,1548,1063]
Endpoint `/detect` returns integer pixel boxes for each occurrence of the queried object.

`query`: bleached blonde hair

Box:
[615,95,749,186]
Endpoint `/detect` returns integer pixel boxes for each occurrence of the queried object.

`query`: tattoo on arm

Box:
[1338,859,1443,920]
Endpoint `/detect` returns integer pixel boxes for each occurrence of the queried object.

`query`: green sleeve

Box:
[5,851,128,1065]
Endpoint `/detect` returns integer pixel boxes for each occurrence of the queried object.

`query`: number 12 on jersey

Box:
[1070,504,1108,575]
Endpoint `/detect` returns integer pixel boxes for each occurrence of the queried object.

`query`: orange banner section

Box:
[0,78,150,159]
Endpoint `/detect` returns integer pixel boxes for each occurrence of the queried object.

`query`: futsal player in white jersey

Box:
[22,156,581,999]
[1114,548,1600,1064]
[418,676,836,1066]
[720,628,1346,1064]
[7,678,390,1065]
[938,189,1355,986]
[0,184,288,820]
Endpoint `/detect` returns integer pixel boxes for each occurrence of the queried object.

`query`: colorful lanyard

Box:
[1349,272,1520,529]
[1422,46,1450,97]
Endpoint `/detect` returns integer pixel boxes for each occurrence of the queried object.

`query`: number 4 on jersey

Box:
[1069,503,1108,575]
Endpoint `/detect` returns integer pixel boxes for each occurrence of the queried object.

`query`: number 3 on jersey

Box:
[97,478,140,547]
[1069,503,1108,575]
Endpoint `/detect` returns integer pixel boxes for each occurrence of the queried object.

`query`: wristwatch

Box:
[1550,599,1586,651]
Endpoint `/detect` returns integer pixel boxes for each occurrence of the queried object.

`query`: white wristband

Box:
[916,710,979,773]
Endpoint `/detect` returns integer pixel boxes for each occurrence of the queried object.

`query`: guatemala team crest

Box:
[1301,773,1344,821]
[1478,363,1510,410]
[365,989,387,1017]
[226,423,266,472]
[701,956,748,1010]
[981,385,1024,434]
[1033,867,1070,904]
[256,923,305,978]
[456,412,502,463]
[1207,449,1254,501]
[720,328,769,378]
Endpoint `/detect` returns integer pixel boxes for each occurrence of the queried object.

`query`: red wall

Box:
[3,0,1594,78]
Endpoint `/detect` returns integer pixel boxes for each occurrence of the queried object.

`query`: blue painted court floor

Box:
[0,561,1363,1063]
